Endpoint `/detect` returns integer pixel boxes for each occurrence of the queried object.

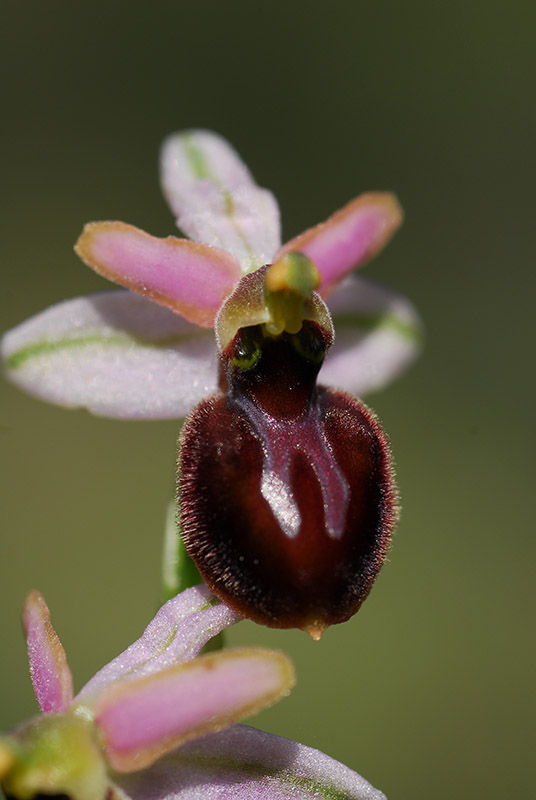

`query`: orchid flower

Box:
[2,129,420,420]
[0,587,386,800]
[1,131,422,635]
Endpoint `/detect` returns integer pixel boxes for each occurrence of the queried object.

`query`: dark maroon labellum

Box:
[178,320,397,638]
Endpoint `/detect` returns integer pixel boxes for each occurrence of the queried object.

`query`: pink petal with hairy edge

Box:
[77,586,241,703]
[160,130,281,272]
[116,723,387,800]
[95,649,295,773]
[276,193,403,296]
[75,222,242,328]
[1,291,218,420]
[319,275,422,396]
[22,591,74,714]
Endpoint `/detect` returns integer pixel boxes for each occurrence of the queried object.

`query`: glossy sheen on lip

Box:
[177,321,398,637]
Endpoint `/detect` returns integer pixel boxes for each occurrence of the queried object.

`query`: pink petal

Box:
[2,291,218,420]
[22,591,74,714]
[75,222,242,328]
[115,723,387,800]
[161,130,281,272]
[94,649,295,773]
[276,193,403,295]
[76,586,241,703]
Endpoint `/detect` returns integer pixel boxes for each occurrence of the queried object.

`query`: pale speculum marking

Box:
[234,395,349,540]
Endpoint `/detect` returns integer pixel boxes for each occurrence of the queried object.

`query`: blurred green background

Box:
[1,1,534,798]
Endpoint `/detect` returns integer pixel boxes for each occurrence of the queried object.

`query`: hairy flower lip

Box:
[178,339,398,634]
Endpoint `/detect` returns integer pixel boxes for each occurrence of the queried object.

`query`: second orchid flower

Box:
[0,587,386,800]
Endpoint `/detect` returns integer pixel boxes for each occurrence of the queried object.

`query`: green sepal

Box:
[161,499,203,604]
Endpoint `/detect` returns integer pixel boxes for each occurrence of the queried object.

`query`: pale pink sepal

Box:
[160,130,281,272]
[22,591,74,715]
[77,586,241,703]
[116,723,387,800]
[95,649,295,773]
[319,275,422,396]
[2,291,218,420]
[276,193,403,295]
[75,222,242,328]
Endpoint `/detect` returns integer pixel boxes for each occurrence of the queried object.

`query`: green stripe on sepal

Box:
[183,135,211,180]
[334,310,423,343]
[6,331,206,371]
[161,499,225,653]
[173,752,364,800]
[181,133,257,269]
